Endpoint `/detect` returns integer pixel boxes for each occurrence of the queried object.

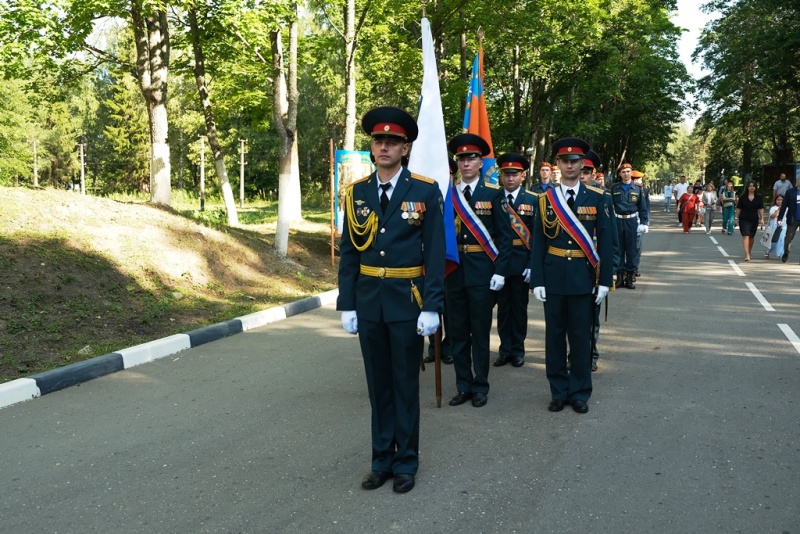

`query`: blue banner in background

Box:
[334,150,374,234]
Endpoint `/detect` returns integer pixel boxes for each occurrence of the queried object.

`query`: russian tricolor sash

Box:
[452,185,499,261]
[545,187,600,267]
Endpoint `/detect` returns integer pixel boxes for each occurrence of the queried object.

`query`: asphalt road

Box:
[2,197,799,534]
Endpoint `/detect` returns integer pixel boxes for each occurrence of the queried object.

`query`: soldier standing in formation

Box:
[532,161,554,194]
[610,163,648,289]
[631,170,650,279]
[493,153,537,368]
[337,106,445,493]
[531,137,613,414]
[446,133,514,408]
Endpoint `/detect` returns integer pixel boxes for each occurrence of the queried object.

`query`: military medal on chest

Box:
[576,206,597,220]
[517,203,534,216]
[401,201,426,226]
[474,201,492,216]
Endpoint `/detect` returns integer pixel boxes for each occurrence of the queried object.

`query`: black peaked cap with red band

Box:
[361,106,418,142]
[584,150,601,170]
[448,133,491,157]
[496,152,530,172]
[552,137,591,161]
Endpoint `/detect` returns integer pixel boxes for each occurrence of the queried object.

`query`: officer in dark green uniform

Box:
[493,153,537,368]
[445,133,514,408]
[531,137,613,414]
[337,106,445,493]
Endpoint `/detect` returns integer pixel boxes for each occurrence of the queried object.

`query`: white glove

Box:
[636,224,647,235]
[595,285,609,305]
[416,311,439,337]
[533,286,546,302]
[642,225,649,233]
[522,268,531,284]
[489,274,505,291]
[341,310,358,335]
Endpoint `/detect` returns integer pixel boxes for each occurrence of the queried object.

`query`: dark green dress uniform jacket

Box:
[506,189,538,276]
[530,184,614,294]
[454,179,514,285]
[337,168,445,320]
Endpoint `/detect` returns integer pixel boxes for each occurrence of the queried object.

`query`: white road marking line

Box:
[729,260,745,276]
[746,282,774,311]
[778,324,800,356]
[710,237,719,245]
[717,246,729,257]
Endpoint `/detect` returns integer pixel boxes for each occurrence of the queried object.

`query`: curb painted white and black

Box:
[0,289,339,410]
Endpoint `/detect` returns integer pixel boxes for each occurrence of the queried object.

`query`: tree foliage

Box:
[0,0,705,198]
[695,0,800,180]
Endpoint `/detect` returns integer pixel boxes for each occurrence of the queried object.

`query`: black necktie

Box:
[463,185,471,202]
[567,189,575,210]
[380,183,391,213]
[507,194,514,206]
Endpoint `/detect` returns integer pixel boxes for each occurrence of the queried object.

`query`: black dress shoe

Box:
[471,392,487,407]
[422,354,435,363]
[449,392,472,406]
[511,357,524,367]
[392,473,415,493]
[442,354,454,365]
[591,361,598,372]
[548,399,566,412]
[571,400,589,414]
[493,355,510,367]
[361,471,392,490]
[782,252,789,263]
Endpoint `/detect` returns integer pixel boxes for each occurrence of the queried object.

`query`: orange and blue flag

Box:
[462,49,497,184]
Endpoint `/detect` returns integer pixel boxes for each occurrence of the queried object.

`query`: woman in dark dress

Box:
[735,181,765,261]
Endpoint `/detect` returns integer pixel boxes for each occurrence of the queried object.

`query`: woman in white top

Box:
[765,195,786,259]
[701,183,718,234]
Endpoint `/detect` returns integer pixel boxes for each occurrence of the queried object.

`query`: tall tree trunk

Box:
[343,0,356,151]
[271,7,301,258]
[188,7,239,226]
[131,1,171,206]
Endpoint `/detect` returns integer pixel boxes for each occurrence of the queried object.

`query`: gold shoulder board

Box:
[410,173,436,184]
[586,184,604,194]
[347,175,371,189]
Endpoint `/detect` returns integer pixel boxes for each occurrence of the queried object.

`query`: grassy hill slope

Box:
[0,187,338,382]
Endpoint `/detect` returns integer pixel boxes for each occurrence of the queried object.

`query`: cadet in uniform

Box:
[494,153,537,368]
[337,106,445,493]
[631,170,650,279]
[532,161,554,194]
[610,163,648,289]
[446,133,514,408]
[531,138,613,413]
